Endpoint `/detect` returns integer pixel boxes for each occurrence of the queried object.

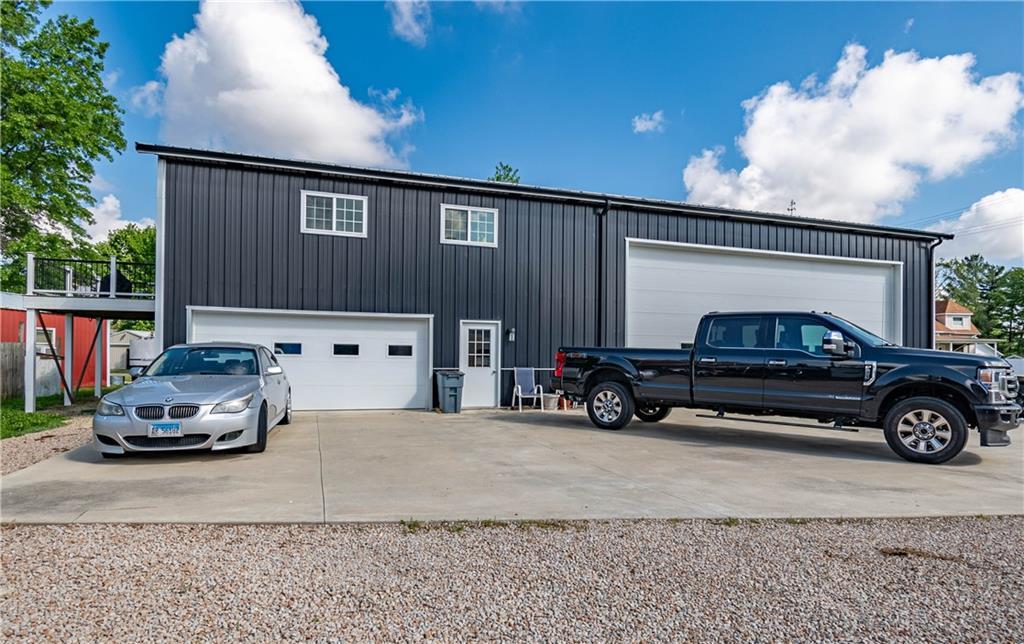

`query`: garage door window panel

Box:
[334,344,359,356]
[441,205,498,247]
[388,344,414,357]
[301,191,367,238]
[274,342,302,355]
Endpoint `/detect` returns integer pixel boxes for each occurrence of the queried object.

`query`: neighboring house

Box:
[108,328,153,370]
[1,291,108,397]
[935,299,1000,354]
[136,143,950,411]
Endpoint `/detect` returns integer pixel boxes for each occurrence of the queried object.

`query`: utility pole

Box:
[787,200,797,215]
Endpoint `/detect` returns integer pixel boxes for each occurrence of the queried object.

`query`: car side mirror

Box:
[266,365,283,376]
[128,366,145,378]
[822,330,847,357]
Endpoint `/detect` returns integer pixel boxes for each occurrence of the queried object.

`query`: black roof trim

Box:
[136,142,952,242]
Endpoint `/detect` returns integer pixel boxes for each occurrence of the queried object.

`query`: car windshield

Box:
[824,315,895,347]
[145,347,259,376]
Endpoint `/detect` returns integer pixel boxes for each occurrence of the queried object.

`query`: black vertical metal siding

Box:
[162,160,601,376]
[162,158,936,388]
[600,207,934,348]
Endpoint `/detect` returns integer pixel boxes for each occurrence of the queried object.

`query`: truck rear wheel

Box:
[586,381,634,430]
[635,404,671,423]
[883,397,968,464]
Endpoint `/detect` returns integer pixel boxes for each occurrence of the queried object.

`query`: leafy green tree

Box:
[937,255,1006,337]
[991,268,1024,356]
[1,0,125,245]
[488,161,520,184]
[0,229,95,292]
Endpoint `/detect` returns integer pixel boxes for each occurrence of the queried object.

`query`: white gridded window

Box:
[335,197,364,234]
[467,329,491,367]
[305,195,333,231]
[442,206,498,247]
[302,191,367,237]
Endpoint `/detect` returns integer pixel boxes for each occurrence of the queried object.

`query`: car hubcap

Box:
[593,390,622,423]
[897,409,952,454]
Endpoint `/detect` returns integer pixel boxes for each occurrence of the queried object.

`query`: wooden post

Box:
[23,308,35,413]
[94,318,103,398]
[109,256,117,298]
[25,253,35,295]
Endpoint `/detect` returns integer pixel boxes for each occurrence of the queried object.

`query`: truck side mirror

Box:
[822,330,847,357]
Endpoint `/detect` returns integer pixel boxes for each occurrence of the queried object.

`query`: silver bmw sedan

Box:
[93,343,292,457]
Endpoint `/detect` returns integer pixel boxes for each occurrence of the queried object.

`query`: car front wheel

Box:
[586,381,634,430]
[883,396,968,464]
[246,404,268,453]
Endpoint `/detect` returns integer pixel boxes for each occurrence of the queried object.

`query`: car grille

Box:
[123,434,210,449]
[168,404,200,419]
[135,406,164,420]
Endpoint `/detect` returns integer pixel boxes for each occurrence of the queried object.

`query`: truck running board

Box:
[694,414,860,433]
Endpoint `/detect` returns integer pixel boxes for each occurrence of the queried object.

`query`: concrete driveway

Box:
[2,408,1021,523]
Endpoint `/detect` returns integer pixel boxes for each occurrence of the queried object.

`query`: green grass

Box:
[0,387,118,440]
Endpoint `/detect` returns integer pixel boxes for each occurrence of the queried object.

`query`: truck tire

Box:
[883,396,968,464]
[586,381,634,430]
[635,404,671,423]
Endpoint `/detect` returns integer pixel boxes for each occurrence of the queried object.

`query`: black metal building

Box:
[138,143,949,410]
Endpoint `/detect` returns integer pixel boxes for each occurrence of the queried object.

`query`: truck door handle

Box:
[699,357,717,364]
[768,359,787,367]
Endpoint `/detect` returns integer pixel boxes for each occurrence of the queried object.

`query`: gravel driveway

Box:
[3,516,1021,641]
[1,416,91,476]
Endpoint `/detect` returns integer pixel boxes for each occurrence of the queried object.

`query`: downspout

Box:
[928,238,943,350]
[595,200,610,346]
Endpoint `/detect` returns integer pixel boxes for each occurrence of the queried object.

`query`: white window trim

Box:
[301,190,368,239]
[439,203,499,248]
[386,344,415,359]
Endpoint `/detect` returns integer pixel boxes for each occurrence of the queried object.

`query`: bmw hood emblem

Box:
[165,396,174,403]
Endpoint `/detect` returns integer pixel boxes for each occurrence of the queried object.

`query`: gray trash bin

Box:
[435,370,465,413]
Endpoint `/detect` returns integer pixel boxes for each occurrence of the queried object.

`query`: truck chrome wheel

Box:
[897,409,952,454]
[593,390,623,422]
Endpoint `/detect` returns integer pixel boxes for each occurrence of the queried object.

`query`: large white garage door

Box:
[188,307,431,411]
[626,241,902,348]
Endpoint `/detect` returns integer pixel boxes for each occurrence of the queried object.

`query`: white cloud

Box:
[683,44,1023,223]
[632,110,666,134]
[930,188,1024,262]
[904,18,914,34]
[88,173,115,194]
[144,0,421,168]
[86,195,155,243]
[474,0,522,15]
[387,0,431,47]
[129,80,163,117]
[102,69,120,90]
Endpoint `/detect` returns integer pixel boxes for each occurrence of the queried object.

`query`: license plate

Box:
[148,422,182,438]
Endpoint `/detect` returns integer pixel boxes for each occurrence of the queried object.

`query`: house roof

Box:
[136,142,954,243]
[936,299,973,315]
[935,319,979,336]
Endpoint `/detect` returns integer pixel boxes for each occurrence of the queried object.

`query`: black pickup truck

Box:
[552,311,1020,464]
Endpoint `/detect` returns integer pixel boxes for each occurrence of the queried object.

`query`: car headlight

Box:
[211,393,254,414]
[96,398,125,416]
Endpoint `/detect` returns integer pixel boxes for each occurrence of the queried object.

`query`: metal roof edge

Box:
[135,142,953,242]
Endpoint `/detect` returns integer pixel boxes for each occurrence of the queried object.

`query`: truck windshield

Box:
[146,347,259,376]
[824,315,895,347]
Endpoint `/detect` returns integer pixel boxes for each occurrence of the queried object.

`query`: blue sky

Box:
[60,1,1023,263]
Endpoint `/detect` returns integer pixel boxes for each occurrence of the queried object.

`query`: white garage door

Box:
[188,307,431,411]
[626,240,902,348]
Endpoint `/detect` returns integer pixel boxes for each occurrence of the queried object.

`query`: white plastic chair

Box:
[512,368,545,412]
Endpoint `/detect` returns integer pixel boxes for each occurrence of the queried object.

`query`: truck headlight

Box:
[211,394,254,414]
[978,368,1007,403]
[96,399,125,416]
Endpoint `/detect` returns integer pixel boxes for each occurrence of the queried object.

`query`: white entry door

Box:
[459,321,499,408]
